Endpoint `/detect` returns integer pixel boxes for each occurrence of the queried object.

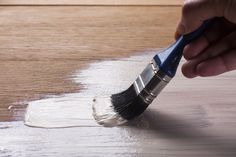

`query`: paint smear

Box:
[24,51,156,128]
[92,96,127,127]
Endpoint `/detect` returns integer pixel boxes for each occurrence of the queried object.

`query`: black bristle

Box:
[111,85,149,120]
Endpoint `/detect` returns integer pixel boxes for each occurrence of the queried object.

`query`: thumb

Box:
[177,0,229,35]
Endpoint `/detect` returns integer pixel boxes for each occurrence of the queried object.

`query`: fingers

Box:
[182,60,198,78]
[176,0,228,35]
[183,36,209,60]
[183,19,236,59]
[177,0,236,78]
[182,30,236,78]
[196,49,236,76]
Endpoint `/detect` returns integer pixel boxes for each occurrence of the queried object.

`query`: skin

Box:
[175,0,236,78]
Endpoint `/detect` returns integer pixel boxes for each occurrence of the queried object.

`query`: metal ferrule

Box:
[133,59,172,104]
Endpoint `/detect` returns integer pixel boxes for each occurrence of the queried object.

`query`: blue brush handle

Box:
[182,19,213,44]
[154,19,213,78]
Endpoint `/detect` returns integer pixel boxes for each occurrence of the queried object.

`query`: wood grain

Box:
[1,5,236,157]
[2,56,236,157]
[0,6,180,121]
[0,0,183,5]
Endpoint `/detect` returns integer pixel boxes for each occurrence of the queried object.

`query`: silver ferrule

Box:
[133,59,172,104]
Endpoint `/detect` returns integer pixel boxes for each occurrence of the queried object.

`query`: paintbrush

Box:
[108,19,213,121]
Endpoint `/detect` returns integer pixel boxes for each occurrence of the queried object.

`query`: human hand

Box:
[176,0,236,78]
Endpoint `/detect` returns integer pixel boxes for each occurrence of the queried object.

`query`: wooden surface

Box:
[0,6,179,121]
[0,0,183,5]
[1,5,236,157]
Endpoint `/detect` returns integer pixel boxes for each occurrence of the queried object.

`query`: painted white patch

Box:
[92,97,127,127]
[24,51,157,128]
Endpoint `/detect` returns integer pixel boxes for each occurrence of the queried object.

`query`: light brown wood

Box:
[0,0,183,5]
[0,6,180,121]
[1,5,236,157]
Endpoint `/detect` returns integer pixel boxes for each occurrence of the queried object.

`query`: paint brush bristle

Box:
[111,84,149,120]
[108,57,172,121]
[108,55,173,121]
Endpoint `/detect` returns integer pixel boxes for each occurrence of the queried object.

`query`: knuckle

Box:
[224,0,236,23]
[182,0,194,16]
[182,0,205,18]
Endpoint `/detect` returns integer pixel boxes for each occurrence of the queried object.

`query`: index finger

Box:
[176,0,227,36]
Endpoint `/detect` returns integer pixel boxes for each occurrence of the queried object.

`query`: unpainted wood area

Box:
[0,0,183,5]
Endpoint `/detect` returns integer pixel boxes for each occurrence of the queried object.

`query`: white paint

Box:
[25,49,236,128]
[92,96,127,127]
[24,51,156,128]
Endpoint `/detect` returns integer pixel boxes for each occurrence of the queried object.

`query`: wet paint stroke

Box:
[92,96,127,127]
[24,51,156,128]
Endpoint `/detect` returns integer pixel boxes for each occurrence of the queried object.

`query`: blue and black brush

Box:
[110,19,213,120]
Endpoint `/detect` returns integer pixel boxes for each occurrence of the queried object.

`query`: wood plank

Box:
[1,119,236,157]
[0,0,183,5]
[1,5,236,157]
[2,54,236,156]
[0,6,180,121]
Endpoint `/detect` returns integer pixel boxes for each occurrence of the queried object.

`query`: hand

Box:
[176,0,236,78]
